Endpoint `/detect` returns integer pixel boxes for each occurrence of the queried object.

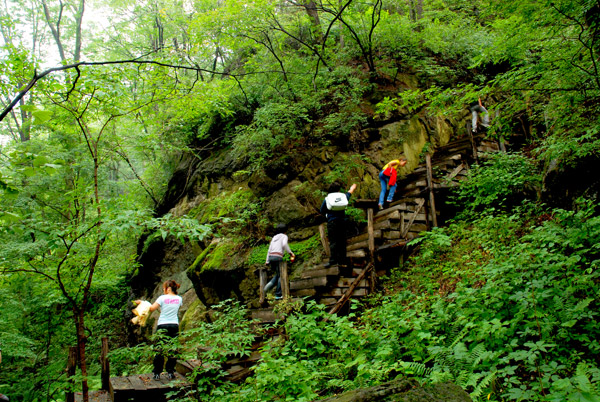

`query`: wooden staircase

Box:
[79,133,500,402]
[285,132,499,312]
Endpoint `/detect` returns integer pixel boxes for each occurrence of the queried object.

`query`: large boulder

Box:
[314,378,472,402]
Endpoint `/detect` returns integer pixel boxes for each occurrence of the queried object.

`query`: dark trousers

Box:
[327,219,347,265]
[267,258,283,298]
[153,324,179,374]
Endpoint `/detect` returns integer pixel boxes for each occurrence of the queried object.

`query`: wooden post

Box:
[66,346,77,402]
[367,208,375,262]
[367,208,376,293]
[101,337,110,391]
[401,199,425,239]
[280,261,290,299]
[319,223,330,257]
[258,267,268,306]
[328,263,373,315]
[467,122,479,164]
[425,153,438,228]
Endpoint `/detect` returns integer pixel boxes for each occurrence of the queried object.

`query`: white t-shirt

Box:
[155,294,183,326]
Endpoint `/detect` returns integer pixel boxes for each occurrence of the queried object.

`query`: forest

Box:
[0,0,599,401]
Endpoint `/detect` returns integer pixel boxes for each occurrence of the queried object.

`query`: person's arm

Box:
[348,183,357,194]
[319,199,327,215]
[282,235,294,257]
[478,97,483,107]
[134,298,161,311]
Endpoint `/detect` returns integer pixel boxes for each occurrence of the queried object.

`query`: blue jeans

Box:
[379,171,396,206]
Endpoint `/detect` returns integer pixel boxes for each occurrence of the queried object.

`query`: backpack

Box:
[325,192,348,211]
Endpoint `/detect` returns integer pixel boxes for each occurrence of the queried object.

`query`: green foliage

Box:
[451,152,542,216]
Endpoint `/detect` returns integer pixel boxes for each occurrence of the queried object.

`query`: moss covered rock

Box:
[314,378,472,402]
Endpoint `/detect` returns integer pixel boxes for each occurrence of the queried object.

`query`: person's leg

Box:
[480,105,490,127]
[273,260,282,298]
[153,353,165,376]
[327,220,338,265]
[386,182,397,203]
[165,325,179,375]
[336,220,348,265]
[471,109,479,132]
[378,171,388,207]
[329,219,346,266]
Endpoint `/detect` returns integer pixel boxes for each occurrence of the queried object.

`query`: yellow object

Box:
[131,301,152,327]
[383,160,401,170]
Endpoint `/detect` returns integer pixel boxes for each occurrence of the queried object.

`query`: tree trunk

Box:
[302,0,323,43]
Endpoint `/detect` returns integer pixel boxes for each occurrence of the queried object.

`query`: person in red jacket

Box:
[378,157,407,210]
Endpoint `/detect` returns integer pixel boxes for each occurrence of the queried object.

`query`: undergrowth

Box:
[178,197,600,402]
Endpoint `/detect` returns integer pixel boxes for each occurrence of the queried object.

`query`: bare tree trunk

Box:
[74,0,85,61]
[302,0,323,43]
[41,0,67,62]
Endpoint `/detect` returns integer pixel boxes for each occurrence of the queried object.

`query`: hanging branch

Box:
[0,56,312,124]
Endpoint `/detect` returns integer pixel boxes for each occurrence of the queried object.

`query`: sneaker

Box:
[378,204,383,210]
[167,372,175,380]
[0,393,8,401]
[275,296,283,300]
[153,373,161,380]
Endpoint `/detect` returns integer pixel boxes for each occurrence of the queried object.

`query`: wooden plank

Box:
[377,240,409,252]
[401,198,425,239]
[373,220,391,231]
[426,153,438,228]
[319,223,330,256]
[127,375,147,391]
[347,249,366,258]
[109,377,132,392]
[335,278,369,287]
[66,347,77,402]
[225,351,262,367]
[289,276,328,290]
[328,264,373,314]
[347,230,381,244]
[259,268,267,306]
[291,288,317,297]
[374,209,401,223]
[74,390,112,402]
[101,338,110,391]
[280,261,290,299]
[109,377,132,402]
[383,230,402,240]
[322,287,369,297]
[445,163,465,181]
[300,266,340,279]
[347,239,369,252]
[367,208,375,261]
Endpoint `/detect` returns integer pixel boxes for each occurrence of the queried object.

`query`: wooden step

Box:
[290,276,328,290]
[300,266,341,279]
[321,288,369,297]
[333,278,369,287]
[109,373,190,402]
[291,288,317,297]
[348,230,382,244]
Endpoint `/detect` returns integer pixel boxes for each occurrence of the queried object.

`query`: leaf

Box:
[32,110,52,124]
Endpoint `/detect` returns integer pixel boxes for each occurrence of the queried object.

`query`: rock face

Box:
[314,378,472,402]
[130,97,465,310]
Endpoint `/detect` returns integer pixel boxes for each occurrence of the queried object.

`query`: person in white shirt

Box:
[264,223,295,300]
[137,280,182,380]
[0,346,8,401]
